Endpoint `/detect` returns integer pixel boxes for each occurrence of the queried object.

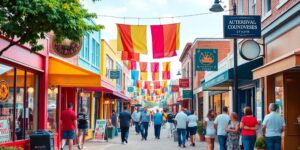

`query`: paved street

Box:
[81,125,219,150]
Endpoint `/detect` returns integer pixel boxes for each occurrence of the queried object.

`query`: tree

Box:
[0,0,103,55]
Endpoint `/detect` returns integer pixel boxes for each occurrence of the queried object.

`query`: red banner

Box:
[171,85,179,92]
[179,79,189,88]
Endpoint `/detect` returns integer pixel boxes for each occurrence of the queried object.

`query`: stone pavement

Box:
[78,124,220,150]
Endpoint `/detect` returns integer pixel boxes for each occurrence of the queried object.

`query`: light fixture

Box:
[48,89,52,94]
[176,70,181,76]
[28,87,34,93]
[80,92,84,97]
[209,0,224,12]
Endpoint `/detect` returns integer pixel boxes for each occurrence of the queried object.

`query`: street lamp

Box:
[210,0,238,113]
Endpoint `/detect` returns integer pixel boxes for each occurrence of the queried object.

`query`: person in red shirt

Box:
[240,107,258,150]
[61,103,77,150]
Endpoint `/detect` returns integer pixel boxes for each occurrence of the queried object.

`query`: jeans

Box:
[242,135,256,150]
[266,136,281,150]
[177,128,187,146]
[120,127,129,143]
[218,135,227,150]
[134,122,140,134]
[154,124,162,138]
[168,122,174,136]
[141,122,149,140]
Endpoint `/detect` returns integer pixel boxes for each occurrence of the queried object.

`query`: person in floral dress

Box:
[226,112,240,150]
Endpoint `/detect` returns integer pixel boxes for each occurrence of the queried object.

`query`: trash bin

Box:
[30,130,54,150]
[107,127,115,139]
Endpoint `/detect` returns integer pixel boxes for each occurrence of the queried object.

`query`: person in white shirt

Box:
[187,110,198,147]
[262,103,286,150]
[174,108,188,148]
[131,107,141,135]
[214,106,230,150]
[204,109,216,150]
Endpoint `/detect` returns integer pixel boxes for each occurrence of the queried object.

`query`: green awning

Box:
[202,58,263,91]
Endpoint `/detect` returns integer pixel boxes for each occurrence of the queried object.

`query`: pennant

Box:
[171,85,179,92]
[162,80,168,88]
[131,70,139,80]
[154,81,161,89]
[117,24,147,54]
[152,72,159,81]
[162,71,170,80]
[140,72,148,80]
[137,80,143,88]
[139,62,148,72]
[151,62,159,72]
[128,61,137,70]
[162,62,171,71]
[151,23,180,59]
[121,51,140,61]
[144,81,150,89]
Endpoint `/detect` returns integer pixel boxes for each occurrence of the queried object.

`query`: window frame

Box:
[248,0,256,15]
[262,0,272,21]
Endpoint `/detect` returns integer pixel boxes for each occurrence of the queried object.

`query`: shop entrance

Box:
[239,86,255,119]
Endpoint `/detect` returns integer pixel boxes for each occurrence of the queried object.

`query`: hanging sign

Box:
[0,80,9,102]
[182,90,192,99]
[127,87,134,92]
[0,120,10,143]
[53,38,82,58]
[110,70,121,79]
[195,49,218,71]
[93,120,107,142]
[171,85,180,92]
[179,79,189,88]
[223,15,261,38]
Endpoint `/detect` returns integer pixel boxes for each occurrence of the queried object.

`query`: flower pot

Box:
[198,134,205,141]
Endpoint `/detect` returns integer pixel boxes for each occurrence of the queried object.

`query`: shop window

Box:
[249,0,256,15]
[105,55,113,79]
[238,0,244,15]
[262,0,272,18]
[214,94,221,114]
[47,87,58,132]
[275,75,284,117]
[79,92,91,128]
[222,92,229,109]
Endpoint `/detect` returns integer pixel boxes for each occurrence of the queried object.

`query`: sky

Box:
[83,0,229,80]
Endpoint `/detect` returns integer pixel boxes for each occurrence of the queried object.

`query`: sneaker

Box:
[192,143,195,147]
[178,144,181,147]
[125,139,128,143]
[183,145,186,148]
[77,145,81,150]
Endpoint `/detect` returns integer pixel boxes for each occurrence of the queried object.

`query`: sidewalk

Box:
[76,125,220,150]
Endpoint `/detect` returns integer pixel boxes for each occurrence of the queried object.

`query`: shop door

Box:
[239,87,255,118]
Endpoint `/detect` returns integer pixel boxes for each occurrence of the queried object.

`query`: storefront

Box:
[0,36,48,149]
[208,91,229,115]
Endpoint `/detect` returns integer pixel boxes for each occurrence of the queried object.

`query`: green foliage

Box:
[254,136,267,149]
[197,121,205,135]
[0,147,23,150]
[0,0,103,54]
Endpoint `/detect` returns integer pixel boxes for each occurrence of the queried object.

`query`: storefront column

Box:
[264,76,275,115]
[100,92,104,119]
[38,56,48,130]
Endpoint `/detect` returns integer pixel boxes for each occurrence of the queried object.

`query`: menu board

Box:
[93,120,106,142]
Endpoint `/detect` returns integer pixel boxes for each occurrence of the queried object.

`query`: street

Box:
[81,125,219,150]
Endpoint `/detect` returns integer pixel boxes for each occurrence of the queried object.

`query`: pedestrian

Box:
[226,112,240,150]
[184,108,191,140]
[204,109,216,150]
[111,110,118,136]
[77,107,89,150]
[140,107,150,141]
[174,108,188,148]
[187,110,198,147]
[262,103,286,150]
[131,107,141,135]
[167,111,175,137]
[240,107,258,150]
[214,106,230,150]
[153,109,163,139]
[61,103,77,150]
[118,106,131,144]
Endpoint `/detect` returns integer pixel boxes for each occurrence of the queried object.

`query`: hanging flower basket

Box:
[53,38,82,58]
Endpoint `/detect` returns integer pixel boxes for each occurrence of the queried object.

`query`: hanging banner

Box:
[127,87,134,92]
[179,79,189,88]
[171,85,179,92]
[93,120,107,142]
[223,15,261,38]
[182,90,192,99]
[195,49,218,71]
[109,70,121,79]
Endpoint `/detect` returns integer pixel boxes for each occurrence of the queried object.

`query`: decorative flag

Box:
[162,80,168,88]
[151,62,159,72]
[154,81,161,89]
[144,81,150,89]
[137,80,143,88]
[117,24,147,54]
[162,71,170,80]
[139,62,148,72]
[151,23,180,59]
[152,72,159,81]
[162,62,171,71]
[140,72,148,80]
[131,70,139,80]
[121,51,140,61]
[128,61,137,70]
[171,85,179,92]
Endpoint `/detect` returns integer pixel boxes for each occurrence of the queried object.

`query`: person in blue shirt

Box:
[140,107,150,141]
[153,109,163,139]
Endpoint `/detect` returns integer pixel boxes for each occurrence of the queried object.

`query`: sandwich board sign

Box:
[93,119,107,142]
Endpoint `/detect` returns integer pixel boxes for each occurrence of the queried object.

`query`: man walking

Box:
[77,107,89,150]
[167,111,175,137]
[214,106,230,150]
[140,107,150,141]
[118,106,131,144]
[262,103,286,150]
[111,110,118,136]
[131,107,141,135]
[61,103,77,150]
[153,109,163,139]
[174,108,188,148]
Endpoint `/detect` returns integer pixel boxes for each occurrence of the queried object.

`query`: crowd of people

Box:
[59,102,286,150]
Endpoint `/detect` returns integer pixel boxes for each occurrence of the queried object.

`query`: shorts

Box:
[188,127,197,135]
[79,129,88,136]
[62,130,75,139]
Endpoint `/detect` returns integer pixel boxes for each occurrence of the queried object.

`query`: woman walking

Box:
[240,107,258,150]
[204,109,216,150]
[187,110,198,146]
[226,112,240,150]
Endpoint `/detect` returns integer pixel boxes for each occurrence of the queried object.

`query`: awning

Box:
[202,57,263,91]
[48,55,101,87]
[253,49,300,79]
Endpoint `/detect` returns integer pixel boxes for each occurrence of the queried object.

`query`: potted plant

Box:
[254,136,267,150]
[197,121,205,141]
